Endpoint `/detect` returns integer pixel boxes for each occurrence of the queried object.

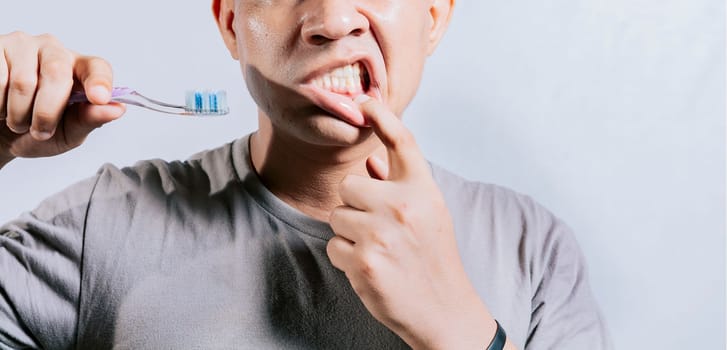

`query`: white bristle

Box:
[184,89,229,115]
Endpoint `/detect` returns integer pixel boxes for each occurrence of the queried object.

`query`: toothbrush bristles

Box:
[185,89,229,115]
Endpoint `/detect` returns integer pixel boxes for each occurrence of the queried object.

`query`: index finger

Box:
[73,55,113,105]
[355,95,427,178]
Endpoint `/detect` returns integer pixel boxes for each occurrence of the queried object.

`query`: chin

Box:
[283,113,375,148]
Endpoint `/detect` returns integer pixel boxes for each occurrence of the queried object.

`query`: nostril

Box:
[309,34,329,46]
[307,28,362,45]
[301,10,369,45]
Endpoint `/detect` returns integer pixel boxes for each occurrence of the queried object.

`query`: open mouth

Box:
[308,61,371,97]
[300,59,378,127]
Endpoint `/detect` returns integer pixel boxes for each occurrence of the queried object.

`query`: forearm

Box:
[450,305,518,350]
[410,291,519,350]
[452,309,518,350]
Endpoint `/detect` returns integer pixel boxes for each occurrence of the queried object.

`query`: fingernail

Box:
[7,124,29,134]
[90,86,111,102]
[30,129,53,141]
[354,94,371,104]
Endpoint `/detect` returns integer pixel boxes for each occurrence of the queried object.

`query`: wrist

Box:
[450,296,498,349]
[414,293,497,350]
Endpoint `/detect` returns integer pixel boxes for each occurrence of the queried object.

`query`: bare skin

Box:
[0,0,516,349]
[213,0,517,348]
[0,32,125,169]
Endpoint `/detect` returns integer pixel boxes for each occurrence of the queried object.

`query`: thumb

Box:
[73,55,114,105]
[62,102,125,144]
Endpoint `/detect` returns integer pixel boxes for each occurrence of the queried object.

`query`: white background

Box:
[1,1,724,349]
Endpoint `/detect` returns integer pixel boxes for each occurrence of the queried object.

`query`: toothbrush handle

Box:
[68,87,134,105]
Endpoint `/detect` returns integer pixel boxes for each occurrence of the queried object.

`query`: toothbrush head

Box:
[185,90,229,115]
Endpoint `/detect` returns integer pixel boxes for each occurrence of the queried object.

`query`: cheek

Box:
[242,60,311,122]
[389,57,426,116]
[235,15,275,67]
[235,11,301,84]
[378,14,430,114]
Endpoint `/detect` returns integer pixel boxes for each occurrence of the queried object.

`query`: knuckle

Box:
[7,31,28,41]
[358,258,376,281]
[41,59,72,80]
[358,252,380,281]
[329,207,342,227]
[37,33,59,44]
[393,130,415,149]
[32,110,58,130]
[390,200,413,225]
[4,31,31,47]
[325,236,337,251]
[370,230,394,251]
[9,74,37,95]
[326,238,340,261]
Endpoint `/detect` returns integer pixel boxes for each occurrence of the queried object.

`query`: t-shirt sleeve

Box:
[0,177,97,350]
[525,212,612,349]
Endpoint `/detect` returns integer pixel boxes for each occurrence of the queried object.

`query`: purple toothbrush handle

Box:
[68,87,134,105]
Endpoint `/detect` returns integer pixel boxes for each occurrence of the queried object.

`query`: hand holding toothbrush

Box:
[0,31,125,168]
[0,32,229,170]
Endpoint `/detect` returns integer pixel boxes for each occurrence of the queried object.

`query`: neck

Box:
[249,114,385,222]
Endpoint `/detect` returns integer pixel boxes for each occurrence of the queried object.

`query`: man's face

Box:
[217,0,450,147]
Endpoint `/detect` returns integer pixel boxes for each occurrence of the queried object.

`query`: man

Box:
[0,0,611,349]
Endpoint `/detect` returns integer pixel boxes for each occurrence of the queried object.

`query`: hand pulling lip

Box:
[299,83,375,127]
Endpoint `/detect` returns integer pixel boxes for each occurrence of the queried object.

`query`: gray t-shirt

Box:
[0,135,610,350]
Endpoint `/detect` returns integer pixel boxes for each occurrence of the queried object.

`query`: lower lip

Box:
[299,84,371,127]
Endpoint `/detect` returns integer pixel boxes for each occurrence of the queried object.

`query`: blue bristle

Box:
[185,89,229,115]
[210,93,218,113]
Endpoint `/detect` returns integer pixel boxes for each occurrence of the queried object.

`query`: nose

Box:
[300,1,369,45]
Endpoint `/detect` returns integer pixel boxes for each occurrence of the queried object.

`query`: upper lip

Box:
[300,53,379,92]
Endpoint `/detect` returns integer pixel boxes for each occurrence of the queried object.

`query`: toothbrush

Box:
[68,87,229,116]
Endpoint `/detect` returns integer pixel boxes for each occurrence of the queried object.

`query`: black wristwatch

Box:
[486,320,507,350]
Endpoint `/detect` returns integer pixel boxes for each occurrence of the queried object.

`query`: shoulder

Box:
[431,163,560,230]
[91,140,240,200]
[431,162,582,270]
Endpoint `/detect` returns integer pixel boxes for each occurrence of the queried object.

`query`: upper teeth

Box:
[312,62,365,95]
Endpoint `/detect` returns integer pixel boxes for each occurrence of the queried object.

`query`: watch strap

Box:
[486,320,507,350]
